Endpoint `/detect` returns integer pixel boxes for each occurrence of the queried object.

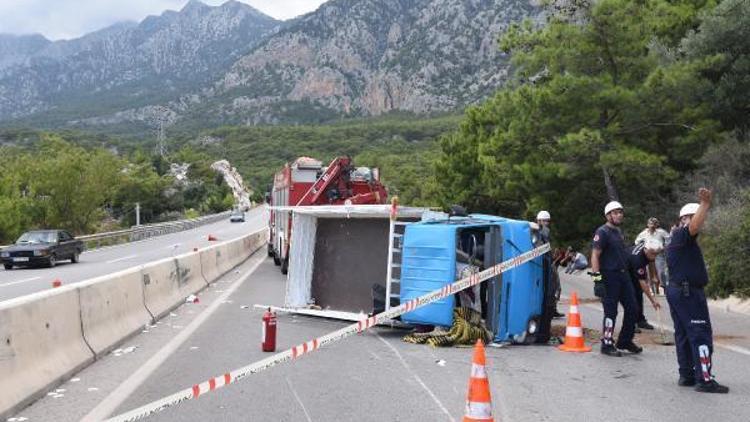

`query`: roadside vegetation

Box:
[433,0,750,297]
[0,134,234,244]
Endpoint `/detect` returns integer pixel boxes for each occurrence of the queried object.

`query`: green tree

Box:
[31,135,122,233]
[681,0,750,140]
[434,0,719,245]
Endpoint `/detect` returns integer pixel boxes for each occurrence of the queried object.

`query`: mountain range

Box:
[0,0,539,132]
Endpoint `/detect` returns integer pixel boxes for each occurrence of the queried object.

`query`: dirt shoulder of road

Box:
[563,270,750,317]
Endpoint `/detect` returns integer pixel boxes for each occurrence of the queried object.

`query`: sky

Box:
[0,0,330,41]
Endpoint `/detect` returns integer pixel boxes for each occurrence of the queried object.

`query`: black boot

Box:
[637,320,655,330]
[678,377,696,387]
[616,342,643,354]
[694,380,729,394]
[601,344,622,357]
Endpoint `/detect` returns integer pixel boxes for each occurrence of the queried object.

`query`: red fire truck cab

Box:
[268,156,387,274]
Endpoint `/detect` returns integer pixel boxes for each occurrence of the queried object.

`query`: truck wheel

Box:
[71,250,80,263]
[281,257,289,275]
[3,264,12,270]
[273,253,281,266]
[48,254,57,268]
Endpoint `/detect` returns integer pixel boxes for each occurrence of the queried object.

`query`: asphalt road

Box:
[11,254,750,422]
[0,206,267,303]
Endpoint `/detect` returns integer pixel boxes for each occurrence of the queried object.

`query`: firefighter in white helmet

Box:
[536,210,564,318]
[665,188,728,393]
[590,201,641,356]
[536,210,551,243]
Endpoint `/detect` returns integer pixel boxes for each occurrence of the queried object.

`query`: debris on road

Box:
[403,307,491,347]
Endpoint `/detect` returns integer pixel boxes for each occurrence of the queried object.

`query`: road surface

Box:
[0,207,266,302]
[10,254,749,421]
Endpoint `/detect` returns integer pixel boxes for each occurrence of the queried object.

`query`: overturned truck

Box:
[279,205,555,345]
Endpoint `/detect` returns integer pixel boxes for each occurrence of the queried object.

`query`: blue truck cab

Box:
[398,214,554,344]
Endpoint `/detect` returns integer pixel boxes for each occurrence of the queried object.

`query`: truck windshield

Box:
[16,231,56,244]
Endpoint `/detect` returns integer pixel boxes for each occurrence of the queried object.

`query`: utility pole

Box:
[135,202,141,227]
[152,106,169,158]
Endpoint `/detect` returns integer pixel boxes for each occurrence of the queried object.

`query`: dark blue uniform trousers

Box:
[666,285,714,382]
[601,270,637,346]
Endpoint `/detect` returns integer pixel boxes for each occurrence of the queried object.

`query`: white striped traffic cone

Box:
[463,339,494,422]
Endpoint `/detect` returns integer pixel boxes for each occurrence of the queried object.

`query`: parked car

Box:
[229,209,245,223]
[1,230,84,269]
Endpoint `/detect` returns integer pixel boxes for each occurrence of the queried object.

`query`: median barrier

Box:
[142,250,211,319]
[0,228,268,419]
[78,269,152,356]
[199,244,224,284]
[0,289,94,418]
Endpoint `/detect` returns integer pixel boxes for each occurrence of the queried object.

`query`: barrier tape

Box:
[106,242,551,421]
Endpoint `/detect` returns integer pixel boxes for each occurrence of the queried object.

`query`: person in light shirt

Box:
[635,217,670,294]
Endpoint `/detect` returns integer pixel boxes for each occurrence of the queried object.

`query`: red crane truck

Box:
[268,156,388,274]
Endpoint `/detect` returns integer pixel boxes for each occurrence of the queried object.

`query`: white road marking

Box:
[374,332,456,422]
[81,253,265,422]
[105,255,138,264]
[0,276,41,288]
[285,377,313,422]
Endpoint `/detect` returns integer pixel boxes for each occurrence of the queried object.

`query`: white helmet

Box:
[604,201,623,216]
[536,210,551,220]
[679,203,700,218]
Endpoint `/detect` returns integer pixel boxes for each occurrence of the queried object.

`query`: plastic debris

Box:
[189,346,199,350]
[240,305,249,309]
[56,388,66,393]
[170,312,178,317]
[185,295,199,304]
[70,378,81,383]
[88,387,99,392]
[435,359,447,367]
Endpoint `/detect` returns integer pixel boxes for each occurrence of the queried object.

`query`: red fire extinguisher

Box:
[262,308,277,352]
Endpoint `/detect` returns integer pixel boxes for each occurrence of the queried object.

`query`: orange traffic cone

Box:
[463,339,494,422]
[558,292,592,353]
[207,234,218,241]
[52,279,62,288]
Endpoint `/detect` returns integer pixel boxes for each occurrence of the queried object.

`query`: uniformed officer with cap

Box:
[666,188,729,393]
[589,201,642,356]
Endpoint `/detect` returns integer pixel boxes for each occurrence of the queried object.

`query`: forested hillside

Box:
[433,0,750,297]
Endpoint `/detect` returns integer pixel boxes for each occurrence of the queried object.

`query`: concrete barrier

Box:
[0,228,268,419]
[142,251,210,319]
[78,268,152,356]
[199,245,224,284]
[0,289,94,418]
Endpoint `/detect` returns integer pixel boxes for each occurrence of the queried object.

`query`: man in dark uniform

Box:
[589,201,641,356]
[629,240,662,319]
[666,188,729,393]
[537,210,565,318]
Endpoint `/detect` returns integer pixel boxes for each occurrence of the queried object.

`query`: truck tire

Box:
[281,256,289,275]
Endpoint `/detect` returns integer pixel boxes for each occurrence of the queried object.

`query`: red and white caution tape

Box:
[106,243,550,421]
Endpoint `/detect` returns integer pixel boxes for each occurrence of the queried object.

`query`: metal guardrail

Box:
[0,211,232,251]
